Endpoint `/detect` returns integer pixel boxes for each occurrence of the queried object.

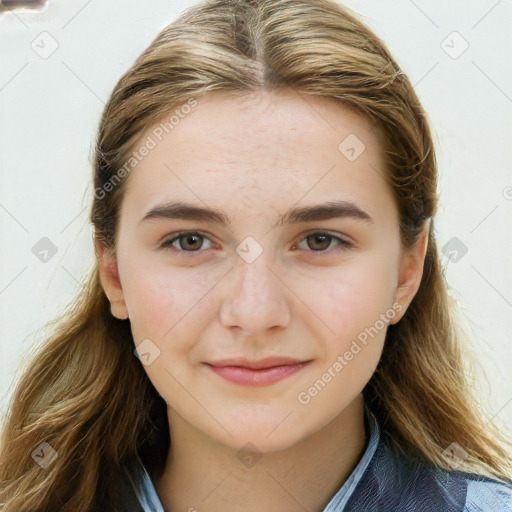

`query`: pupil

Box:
[183,234,201,250]
[310,234,329,251]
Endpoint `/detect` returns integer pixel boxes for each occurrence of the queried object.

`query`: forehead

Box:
[120,89,394,223]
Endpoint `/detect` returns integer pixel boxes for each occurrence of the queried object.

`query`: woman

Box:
[1,0,511,510]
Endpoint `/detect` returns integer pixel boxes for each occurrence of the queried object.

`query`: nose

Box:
[220,251,291,336]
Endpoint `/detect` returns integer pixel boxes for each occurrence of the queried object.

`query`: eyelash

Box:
[159,231,354,256]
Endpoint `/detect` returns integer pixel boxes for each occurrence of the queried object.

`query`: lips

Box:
[206,357,310,386]
[208,356,306,370]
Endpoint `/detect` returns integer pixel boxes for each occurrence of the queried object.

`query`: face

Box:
[97,89,427,453]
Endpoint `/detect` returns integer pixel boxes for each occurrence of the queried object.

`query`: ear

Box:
[389,220,430,325]
[95,239,129,320]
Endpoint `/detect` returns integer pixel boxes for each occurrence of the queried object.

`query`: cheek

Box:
[314,256,397,338]
[128,283,174,343]
[122,264,215,344]
[305,264,392,399]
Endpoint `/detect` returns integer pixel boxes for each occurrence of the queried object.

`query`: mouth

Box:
[205,357,311,387]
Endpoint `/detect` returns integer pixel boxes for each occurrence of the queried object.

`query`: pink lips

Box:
[206,357,310,387]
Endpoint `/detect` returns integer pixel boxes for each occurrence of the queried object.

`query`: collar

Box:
[126,403,380,512]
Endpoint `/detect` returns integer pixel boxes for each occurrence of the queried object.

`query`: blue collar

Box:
[123,404,380,512]
[322,404,380,510]
[120,404,512,511]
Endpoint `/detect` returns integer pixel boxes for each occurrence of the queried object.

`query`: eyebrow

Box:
[139,200,374,228]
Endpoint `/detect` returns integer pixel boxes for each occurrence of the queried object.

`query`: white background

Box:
[1,0,511,451]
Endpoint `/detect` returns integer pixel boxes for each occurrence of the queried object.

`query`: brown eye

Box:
[297,232,353,253]
[160,232,213,253]
[306,234,332,251]
[177,234,204,251]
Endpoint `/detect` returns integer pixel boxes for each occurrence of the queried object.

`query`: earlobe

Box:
[389,220,430,325]
[94,239,129,320]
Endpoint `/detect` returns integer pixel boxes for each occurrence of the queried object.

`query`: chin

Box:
[208,415,312,454]
[223,432,303,455]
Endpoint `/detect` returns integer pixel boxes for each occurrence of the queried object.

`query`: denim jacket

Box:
[108,406,512,511]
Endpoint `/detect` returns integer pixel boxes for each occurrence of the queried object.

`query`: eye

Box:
[159,230,353,256]
[295,232,353,253]
[160,231,214,253]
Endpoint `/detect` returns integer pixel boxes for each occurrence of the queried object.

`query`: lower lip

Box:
[207,362,308,387]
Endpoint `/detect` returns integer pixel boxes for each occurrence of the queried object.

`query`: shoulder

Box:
[461,473,512,511]
[345,434,512,512]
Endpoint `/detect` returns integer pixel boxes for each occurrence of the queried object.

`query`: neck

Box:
[155,395,367,512]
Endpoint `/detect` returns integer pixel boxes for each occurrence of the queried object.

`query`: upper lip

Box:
[207,357,308,370]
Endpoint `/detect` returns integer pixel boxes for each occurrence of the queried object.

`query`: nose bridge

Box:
[235,243,280,300]
[221,241,290,332]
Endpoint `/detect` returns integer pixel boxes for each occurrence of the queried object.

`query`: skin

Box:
[96,89,429,512]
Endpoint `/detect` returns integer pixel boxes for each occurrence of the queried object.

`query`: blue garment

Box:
[115,406,512,511]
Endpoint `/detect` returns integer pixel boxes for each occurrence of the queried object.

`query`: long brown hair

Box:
[1,0,511,510]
